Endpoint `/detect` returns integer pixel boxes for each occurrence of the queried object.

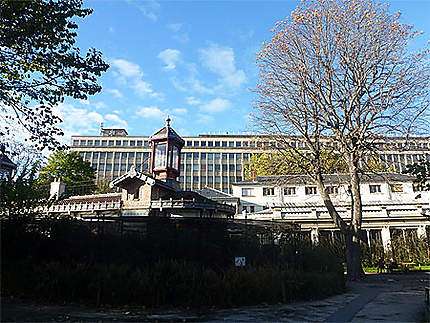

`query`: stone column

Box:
[381,226,392,254]
[50,178,66,200]
[311,227,319,246]
[417,226,427,239]
[366,229,371,248]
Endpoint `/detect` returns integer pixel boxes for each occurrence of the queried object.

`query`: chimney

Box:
[253,170,258,182]
[50,178,66,200]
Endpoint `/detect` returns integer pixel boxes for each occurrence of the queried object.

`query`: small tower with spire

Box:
[149,116,185,189]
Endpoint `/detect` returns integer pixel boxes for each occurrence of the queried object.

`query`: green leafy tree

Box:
[0,161,50,219]
[404,161,430,191]
[244,150,390,179]
[37,150,96,196]
[0,0,109,151]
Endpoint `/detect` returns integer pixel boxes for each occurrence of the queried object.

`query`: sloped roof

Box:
[150,123,185,145]
[234,173,415,186]
[0,151,17,169]
[195,186,239,201]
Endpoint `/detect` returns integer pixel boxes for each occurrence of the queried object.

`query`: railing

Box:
[46,200,121,213]
[150,198,235,213]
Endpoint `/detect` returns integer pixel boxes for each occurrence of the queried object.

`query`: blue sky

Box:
[56,0,430,140]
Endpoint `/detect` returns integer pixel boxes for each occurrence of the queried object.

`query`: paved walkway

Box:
[2,272,429,322]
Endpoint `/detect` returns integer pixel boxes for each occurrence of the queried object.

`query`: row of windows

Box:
[179,176,242,183]
[73,139,151,147]
[182,152,250,160]
[244,184,405,197]
[180,164,242,171]
[73,138,430,151]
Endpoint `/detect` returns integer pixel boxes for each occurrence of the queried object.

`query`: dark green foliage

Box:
[0,0,109,151]
[0,163,50,219]
[3,260,344,307]
[2,218,345,307]
[404,161,430,191]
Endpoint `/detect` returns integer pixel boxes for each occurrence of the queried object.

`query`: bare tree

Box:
[253,0,429,279]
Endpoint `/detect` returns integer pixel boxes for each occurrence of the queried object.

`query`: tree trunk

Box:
[347,153,365,280]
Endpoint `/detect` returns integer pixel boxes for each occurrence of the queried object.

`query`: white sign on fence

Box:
[235,257,246,267]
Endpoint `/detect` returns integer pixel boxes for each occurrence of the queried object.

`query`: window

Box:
[154,143,167,168]
[193,164,199,170]
[116,140,121,146]
[122,140,128,146]
[100,152,106,159]
[193,176,199,182]
[242,188,254,197]
[193,152,199,159]
[130,140,135,146]
[413,184,425,192]
[215,164,220,171]
[114,164,119,170]
[186,153,192,160]
[109,140,114,146]
[250,206,255,212]
[369,185,381,193]
[201,141,206,147]
[222,165,228,171]
[201,164,206,170]
[128,152,135,159]
[305,186,317,195]
[186,164,191,171]
[121,152,127,159]
[186,176,191,183]
[93,152,99,159]
[222,141,227,147]
[215,141,220,147]
[208,153,213,159]
[229,164,235,171]
[87,140,93,146]
[137,140,142,146]
[236,142,241,147]
[208,176,213,183]
[284,187,296,195]
[215,153,220,159]
[228,141,234,147]
[106,164,112,171]
[114,152,120,159]
[193,141,200,147]
[136,152,142,160]
[171,146,179,170]
[390,184,403,193]
[80,140,86,146]
[243,141,248,147]
[73,140,79,146]
[144,140,150,147]
[186,141,192,147]
[201,153,206,159]
[222,153,227,160]
[222,176,228,183]
[208,141,213,147]
[95,140,100,146]
[263,187,275,196]
[325,186,339,195]
[208,164,213,171]
[215,176,220,183]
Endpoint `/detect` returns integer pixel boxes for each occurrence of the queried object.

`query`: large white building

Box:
[232,173,430,249]
[70,127,430,194]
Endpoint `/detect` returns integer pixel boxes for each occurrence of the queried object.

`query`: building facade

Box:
[70,128,430,194]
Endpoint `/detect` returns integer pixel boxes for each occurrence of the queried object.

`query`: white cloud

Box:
[199,44,246,89]
[197,114,214,124]
[111,58,162,98]
[78,99,90,105]
[108,26,114,33]
[135,106,165,119]
[134,79,154,95]
[172,108,188,115]
[111,59,143,80]
[167,23,182,32]
[158,49,181,71]
[105,113,128,128]
[93,102,107,110]
[186,96,201,105]
[106,89,123,98]
[126,0,160,21]
[200,98,231,114]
